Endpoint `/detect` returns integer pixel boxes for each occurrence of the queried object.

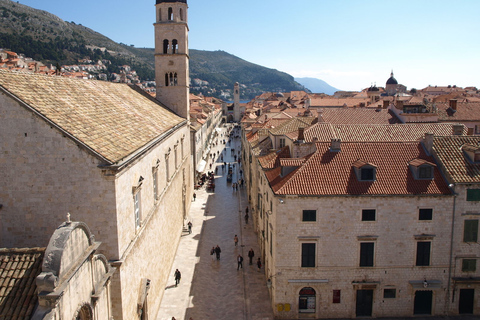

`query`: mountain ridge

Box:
[0,0,337,99]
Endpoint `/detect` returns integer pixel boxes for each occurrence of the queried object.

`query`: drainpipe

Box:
[446,183,457,315]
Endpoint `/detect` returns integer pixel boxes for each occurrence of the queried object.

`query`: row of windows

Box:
[301,242,478,271]
[158,7,185,22]
[162,39,179,54]
[302,209,435,222]
[134,141,184,229]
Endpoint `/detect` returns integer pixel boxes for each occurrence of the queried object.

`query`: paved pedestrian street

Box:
[156,125,274,320]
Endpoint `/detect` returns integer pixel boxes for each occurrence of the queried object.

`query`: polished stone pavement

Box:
[156,125,274,320]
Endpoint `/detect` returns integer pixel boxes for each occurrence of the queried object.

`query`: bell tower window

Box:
[165,73,169,87]
[168,7,173,21]
[180,8,184,21]
[172,39,178,53]
[163,40,169,54]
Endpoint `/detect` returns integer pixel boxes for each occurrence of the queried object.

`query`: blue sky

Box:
[16,0,480,91]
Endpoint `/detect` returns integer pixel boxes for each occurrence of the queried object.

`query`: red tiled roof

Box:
[0,248,45,319]
[316,108,401,125]
[433,136,480,183]
[269,142,450,196]
[304,123,465,143]
[258,146,290,169]
[436,101,480,121]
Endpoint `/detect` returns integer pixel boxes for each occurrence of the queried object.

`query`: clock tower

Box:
[154,0,190,120]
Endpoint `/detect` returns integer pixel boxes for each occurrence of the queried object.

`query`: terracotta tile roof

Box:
[436,101,480,121]
[269,117,315,136]
[269,142,450,196]
[0,70,185,164]
[433,136,480,183]
[280,158,306,167]
[258,146,290,169]
[252,137,273,157]
[309,97,371,108]
[0,248,45,319]
[316,108,401,124]
[304,123,462,142]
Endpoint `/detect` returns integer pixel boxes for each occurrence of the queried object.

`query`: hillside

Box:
[295,77,340,95]
[0,0,308,99]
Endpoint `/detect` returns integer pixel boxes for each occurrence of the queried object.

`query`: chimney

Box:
[298,127,305,142]
[452,124,463,135]
[423,132,434,155]
[449,99,457,110]
[317,109,324,123]
[383,100,390,109]
[396,100,404,110]
[330,139,341,152]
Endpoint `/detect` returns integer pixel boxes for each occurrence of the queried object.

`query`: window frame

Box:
[301,243,316,268]
[463,219,478,243]
[359,242,374,267]
[419,208,433,221]
[362,209,376,221]
[466,189,480,201]
[416,241,431,266]
[360,167,375,181]
[383,288,396,299]
[461,259,477,272]
[302,210,317,222]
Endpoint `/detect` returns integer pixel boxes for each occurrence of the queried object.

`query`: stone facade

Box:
[33,221,115,320]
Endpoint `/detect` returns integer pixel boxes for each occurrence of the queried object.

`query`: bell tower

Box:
[154,0,190,120]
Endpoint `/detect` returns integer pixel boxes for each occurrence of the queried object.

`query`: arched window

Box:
[163,40,169,54]
[172,39,178,54]
[168,7,173,21]
[174,73,178,86]
[75,304,93,320]
[299,287,316,313]
[169,73,174,86]
[165,73,169,86]
[180,8,184,21]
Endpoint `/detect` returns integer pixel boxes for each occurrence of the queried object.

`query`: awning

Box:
[196,160,207,172]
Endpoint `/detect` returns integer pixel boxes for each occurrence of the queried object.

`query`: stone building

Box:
[0,0,192,318]
[241,108,479,318]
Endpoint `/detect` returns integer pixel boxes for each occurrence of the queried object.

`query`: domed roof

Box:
[367,85,379,92]
[386,71,398,85]
[156,0,187,4]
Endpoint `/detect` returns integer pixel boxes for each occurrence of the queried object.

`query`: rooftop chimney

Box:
[383,100,390,109]
[396,100,404,110]
[452,124,463,136]
[298,127,305,142]
[330,139,341,152]
[449,99,457,111]
[317,109,324,123]
[423,132,434,155]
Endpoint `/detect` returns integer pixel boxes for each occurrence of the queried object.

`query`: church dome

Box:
[386,71,398,85]
[367,85,379,92]
[156,0,187,4]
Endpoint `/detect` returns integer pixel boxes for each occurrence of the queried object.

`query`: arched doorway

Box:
[299,287,316,314]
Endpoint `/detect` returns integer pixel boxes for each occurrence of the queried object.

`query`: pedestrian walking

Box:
[210,246,216,261]
[193,192,196,201]
[187,221,192,234]
[234,235,238,246]
[257,258,262,271]
[245,212,249,224]
[237,254,244,270]
[174,269,181,286]
[215,245,221,260]
[248,248,255,265]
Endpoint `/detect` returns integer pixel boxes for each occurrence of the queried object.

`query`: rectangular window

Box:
[419,208,433,220]
[462,259,477,272]
[419,166,433,179]
[362,209,376,221]
[416,241,431,266]
[279,138,285,148]
[134,190,142,228]
[359,242,374,267]
[467,189,480,201]
[301,243,316,267]
[302,210,316,222]
[384,289,396,299]
[333,290,341,303]
[153,170,158,201]
[463,220,478,242]
[361,168,374,180]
